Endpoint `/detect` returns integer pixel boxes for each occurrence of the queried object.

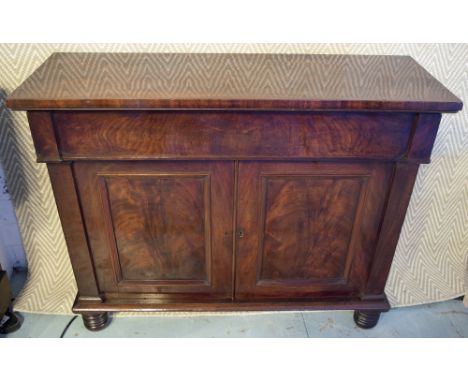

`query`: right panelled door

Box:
[235,161,393,300]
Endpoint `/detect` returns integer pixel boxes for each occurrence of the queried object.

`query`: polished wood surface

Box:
[104,175,207,282]
[73,161,234,297]
[235,161,392,299]
[47,163,100,298]
[54,111,413,161]
[259,176,362,281]
[7,53,462,112]
[364,162,420,296]
[7,53,463,329]
[27,112,60,162]
[73,296,391,313]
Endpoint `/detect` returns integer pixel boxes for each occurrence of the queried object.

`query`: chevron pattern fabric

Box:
[0,44,466,314]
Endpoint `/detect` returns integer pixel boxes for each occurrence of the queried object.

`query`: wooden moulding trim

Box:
[72,295,391,313]
[8,99,463,113]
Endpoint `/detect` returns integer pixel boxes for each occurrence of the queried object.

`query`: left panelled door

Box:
[73,161,234,300]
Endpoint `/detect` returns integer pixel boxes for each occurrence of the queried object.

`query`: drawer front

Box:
[54,111,414,160]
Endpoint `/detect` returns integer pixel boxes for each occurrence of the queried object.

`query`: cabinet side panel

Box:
[406,113,442,162]
[47,163,100,298]
[365,162,420,296]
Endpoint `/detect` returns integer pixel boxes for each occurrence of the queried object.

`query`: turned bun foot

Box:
[353,310,381,329]
[82,312,109,331]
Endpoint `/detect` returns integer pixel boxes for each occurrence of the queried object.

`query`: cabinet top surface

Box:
[7,53,462,112]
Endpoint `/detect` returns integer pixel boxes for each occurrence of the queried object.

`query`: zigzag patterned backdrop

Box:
[0,44,467,314]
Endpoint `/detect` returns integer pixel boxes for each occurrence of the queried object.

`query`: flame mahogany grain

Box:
[53,111,414,161]
[73,161,234,298]
[235,161,392,300]
[6,53,462,330]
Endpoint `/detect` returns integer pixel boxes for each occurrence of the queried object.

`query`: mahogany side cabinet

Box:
[7,53,462,330]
